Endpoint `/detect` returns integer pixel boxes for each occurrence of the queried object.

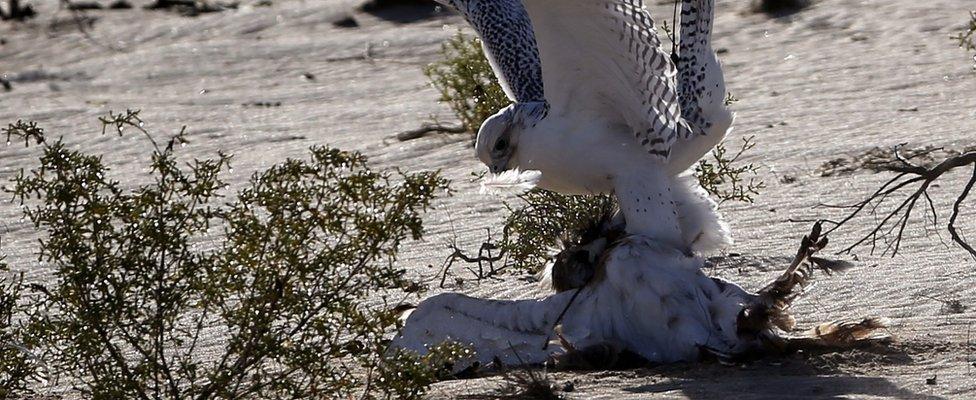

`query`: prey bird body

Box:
[392,222,888,369]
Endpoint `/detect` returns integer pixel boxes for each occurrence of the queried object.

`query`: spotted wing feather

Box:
[668,0,734,172]
[527,0,695,159]
[678,0,716,136]
[440,0,546,104]
[442,0,699,160]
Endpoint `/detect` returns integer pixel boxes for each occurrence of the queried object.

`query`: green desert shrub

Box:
[693,135,765,205]
[378,342,475,399]
[954,10,976,69]
[1,113,459,399]
[495,190,617,273]
[424,32,509,133]
[0,261,36,398]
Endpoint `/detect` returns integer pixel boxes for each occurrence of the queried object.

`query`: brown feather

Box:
[737,223,889,355]
[783,318,891,351]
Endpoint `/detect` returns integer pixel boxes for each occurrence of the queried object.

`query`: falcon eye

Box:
[494,139,508,151]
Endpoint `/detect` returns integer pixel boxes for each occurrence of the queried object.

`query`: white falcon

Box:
[444,0,734,247]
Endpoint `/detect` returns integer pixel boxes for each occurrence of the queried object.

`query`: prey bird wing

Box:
[439,0,731,168]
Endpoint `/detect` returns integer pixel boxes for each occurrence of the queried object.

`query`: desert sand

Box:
[2,0,975,398]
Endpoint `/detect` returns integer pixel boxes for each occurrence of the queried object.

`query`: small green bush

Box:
[2,113,457,399]
[424,32,510,133]
[0,261,35,399]
[498,191,617,273]
[694,135,765,204]
[378,342,475,399]
[953,10,976,69]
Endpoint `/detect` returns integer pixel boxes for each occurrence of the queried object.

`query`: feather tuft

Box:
[479,169,542,195]
[785,318,891,351]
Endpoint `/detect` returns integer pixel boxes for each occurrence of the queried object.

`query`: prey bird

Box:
[392,220,888,369]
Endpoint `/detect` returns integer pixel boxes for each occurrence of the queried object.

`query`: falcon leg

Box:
[613,169,683,247]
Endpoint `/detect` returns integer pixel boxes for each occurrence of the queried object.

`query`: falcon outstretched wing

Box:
[440,0,546,104]
[440,0,700,160]
[669,0,734,171]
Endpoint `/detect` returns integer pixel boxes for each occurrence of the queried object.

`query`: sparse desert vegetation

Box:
[955,10,976,69]
[0,265,33,398]
[0,114,460,398]
[423,32,509,135]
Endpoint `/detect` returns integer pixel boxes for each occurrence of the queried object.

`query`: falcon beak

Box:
[491,155,515,174]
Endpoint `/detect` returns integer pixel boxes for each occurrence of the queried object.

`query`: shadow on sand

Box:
[357,0,452,24]
[626,371,942,399]
[454,342,946,399]
[622,344,943,399]
[749,0,811,18]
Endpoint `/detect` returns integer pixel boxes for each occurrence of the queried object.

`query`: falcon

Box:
[446,0,735,246]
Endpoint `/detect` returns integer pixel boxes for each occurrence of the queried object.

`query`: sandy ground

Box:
[2,0,976,398]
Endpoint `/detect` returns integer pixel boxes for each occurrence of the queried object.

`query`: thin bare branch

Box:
[439,229,508,288]
[824,148,976,258]
[949,165,976,260]
[397,123,468,141]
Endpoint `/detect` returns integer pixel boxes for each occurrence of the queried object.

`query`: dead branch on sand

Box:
[438,228,507,288]
[952,10,975,69]
[819,145,976,259]
[56,0,127,52]
[397,122,467,141]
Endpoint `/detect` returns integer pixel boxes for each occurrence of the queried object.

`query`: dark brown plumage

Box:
[737,222,888,355]
[549,206,623,292]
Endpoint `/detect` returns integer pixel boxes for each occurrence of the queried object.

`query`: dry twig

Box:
[397,123,467,141]
[57,0,127,52]
[820,145,976,259]
[439,228,506,288]
[497,344,562,400]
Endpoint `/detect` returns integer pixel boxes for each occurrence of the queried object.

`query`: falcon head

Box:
[475,102,548,174]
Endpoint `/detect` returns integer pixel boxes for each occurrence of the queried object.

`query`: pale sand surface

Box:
[2,0,975,398]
